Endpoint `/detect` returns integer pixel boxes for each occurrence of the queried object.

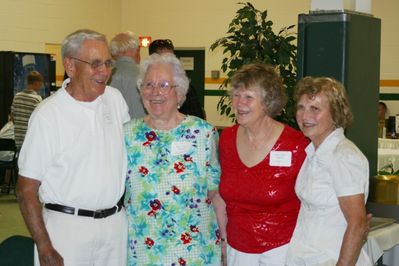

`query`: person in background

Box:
[148,38,175,55]
[378,102,388,138]
[17,29,130,266]
[0,110,15,191]
[218,63,308,265]
[124,53,224,265]
[109,31,146,118]
[148,39,206,119]
[378,101,388,122]
[11,70,43,149]
[0,110,15,160]
[286,77,370,265]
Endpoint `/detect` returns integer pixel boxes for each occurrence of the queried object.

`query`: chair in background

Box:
[0,138,18,194]
[0,235,34,265]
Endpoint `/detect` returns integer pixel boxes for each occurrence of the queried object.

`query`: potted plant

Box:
[210,2,298,127]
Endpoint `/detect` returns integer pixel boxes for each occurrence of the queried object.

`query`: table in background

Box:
[365,223,399,265]
[378,138,399,150]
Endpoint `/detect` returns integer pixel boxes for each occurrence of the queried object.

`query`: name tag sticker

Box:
[171,141,192,156]
[269,151,292,167]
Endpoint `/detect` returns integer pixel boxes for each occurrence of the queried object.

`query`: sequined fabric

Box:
[219,124,308,253]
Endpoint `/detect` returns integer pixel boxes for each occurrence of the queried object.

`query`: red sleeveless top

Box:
[219,124,308,253]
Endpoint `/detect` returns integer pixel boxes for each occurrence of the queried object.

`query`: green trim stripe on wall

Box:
[204,90,226,96]
[206,90,399,100]
[205,79,399,85]
[205,80,399,97]
[206,91,399,99]
[380,94,399,100]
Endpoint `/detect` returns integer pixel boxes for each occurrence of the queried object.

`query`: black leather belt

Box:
[44,198,123,219]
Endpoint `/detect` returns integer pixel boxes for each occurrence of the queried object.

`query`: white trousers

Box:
[227,243,289,266]
[34,208,128,266]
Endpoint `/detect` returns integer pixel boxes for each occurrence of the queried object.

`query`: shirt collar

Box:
[305,127,345,158]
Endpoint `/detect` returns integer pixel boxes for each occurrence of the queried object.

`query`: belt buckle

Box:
[93,207,117,219]
[93,210,106,219]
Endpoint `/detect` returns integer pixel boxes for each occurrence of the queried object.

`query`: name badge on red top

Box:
[269,151,292,167]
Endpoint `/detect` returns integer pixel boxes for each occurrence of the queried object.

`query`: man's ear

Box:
[64,57,74,78]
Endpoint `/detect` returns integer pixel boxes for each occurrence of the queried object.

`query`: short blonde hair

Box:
[295,77,353,129]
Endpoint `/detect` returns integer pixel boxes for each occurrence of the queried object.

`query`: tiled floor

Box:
[0,193,30,243]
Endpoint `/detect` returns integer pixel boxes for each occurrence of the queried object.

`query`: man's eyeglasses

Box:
[141,81,177,94]
[70,57,114,70]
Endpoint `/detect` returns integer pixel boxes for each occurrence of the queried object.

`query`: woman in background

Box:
[219,63,308,265]
[124,53,225,265]
[286,77,370,265]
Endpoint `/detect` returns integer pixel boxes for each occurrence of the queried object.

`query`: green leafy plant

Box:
[378,163,399,176]
[210,2,298,127]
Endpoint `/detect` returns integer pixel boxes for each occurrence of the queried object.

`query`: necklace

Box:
[241,120,282,149]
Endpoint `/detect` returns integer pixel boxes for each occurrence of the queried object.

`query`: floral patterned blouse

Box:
[124,115,221,266]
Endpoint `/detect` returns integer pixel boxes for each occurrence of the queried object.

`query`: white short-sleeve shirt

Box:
[18,79,130,210]
[286,128,371,265]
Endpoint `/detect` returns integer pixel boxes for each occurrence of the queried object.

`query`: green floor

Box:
[0,193,30,243]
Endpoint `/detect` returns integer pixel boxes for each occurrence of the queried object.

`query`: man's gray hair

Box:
[61,29,107,59]
[110,31,139,58]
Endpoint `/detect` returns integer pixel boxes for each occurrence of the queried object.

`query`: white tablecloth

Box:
[364,223,399,265]
[379,138,399,149]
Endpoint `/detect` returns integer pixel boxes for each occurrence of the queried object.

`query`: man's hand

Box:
[17,176,64,266]
[38,244,64,266]
[364,212,373,241]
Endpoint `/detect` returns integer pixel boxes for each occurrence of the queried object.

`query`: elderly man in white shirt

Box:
[16,29,130,266]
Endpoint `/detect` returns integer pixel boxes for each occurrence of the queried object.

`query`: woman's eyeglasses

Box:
[141,81,177,94]
[70,57,115,70]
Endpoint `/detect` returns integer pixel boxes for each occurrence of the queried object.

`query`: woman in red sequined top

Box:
[218,64,308,265]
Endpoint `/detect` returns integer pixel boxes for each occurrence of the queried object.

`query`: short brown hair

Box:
[295,77,353,129]
[27,71,44,85]
[231,63,287,117]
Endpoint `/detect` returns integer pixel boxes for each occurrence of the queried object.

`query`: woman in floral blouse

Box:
[124,53,225,266]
